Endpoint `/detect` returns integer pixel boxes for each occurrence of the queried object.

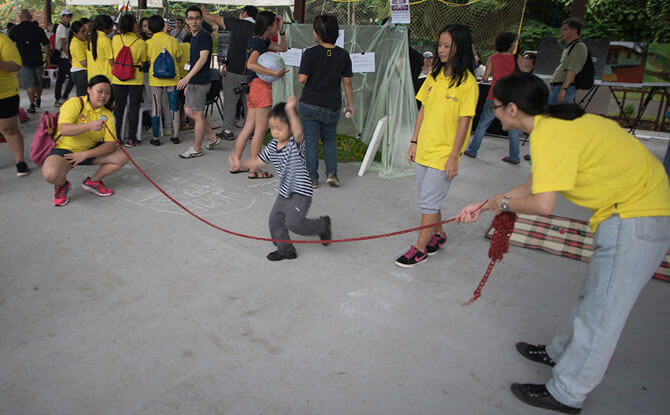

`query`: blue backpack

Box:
[153,39,176,79]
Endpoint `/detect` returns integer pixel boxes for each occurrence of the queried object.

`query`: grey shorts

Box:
[19,65,44,89]
[184,83,209,112]
[415,163,452,214]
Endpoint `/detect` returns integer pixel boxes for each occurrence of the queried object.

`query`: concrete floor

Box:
[1,94,669,415]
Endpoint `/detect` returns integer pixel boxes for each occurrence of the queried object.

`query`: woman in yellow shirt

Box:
[42,75,128,207]
[86,15,114,81]
[457,72,670,414]
[68,20,88,96]
[111,14,147,148]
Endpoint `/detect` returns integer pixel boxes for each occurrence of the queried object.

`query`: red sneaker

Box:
[53,181,71,207]
[81,177,113,197]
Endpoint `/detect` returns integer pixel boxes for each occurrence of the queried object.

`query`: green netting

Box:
[273,23,417,179]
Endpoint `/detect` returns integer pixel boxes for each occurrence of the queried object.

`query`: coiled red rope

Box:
[104,123,515,304]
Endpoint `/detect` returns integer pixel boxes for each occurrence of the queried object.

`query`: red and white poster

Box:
[390,0,411,25]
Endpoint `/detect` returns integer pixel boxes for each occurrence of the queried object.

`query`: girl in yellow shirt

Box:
[457,72,670,413]
[86,15,114,81]
[68,20,88,96]
[42,75,128,207]
[396,24,478,267]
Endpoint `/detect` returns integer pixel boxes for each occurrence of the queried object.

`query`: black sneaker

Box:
[426,233,446,256]
[516,342,556,367]
[171,136,180,144]
[150,138,161,146]
[524,154,531,161]
[320,216,332,246]
[511,384,581,414]
[267,250,297,261]
[27,104,36,113]
[395,245,428,268]
[35,97,41,108]
[16,161,30,177]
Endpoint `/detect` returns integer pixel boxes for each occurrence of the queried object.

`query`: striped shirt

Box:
[259,137,313,198]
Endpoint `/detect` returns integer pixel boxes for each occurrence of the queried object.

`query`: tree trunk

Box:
[571,0,587,19]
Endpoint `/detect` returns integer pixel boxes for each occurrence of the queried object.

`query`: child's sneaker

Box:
[395,245,428,268]
[53,181,71,206]
[426,233,447,256]
[16,161,30,177]
[81,177,113,196]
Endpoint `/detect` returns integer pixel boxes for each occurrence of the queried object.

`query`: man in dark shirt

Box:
[202,5,257,140]
[176,6,217,159]
[9,9,50,113]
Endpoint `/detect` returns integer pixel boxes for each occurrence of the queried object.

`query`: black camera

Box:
[234,83,250,95]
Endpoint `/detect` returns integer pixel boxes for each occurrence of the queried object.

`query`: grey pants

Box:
[222,71,246,131]
[269,193,327,255]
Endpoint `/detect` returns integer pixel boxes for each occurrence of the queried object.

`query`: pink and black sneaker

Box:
[426,233,447,256]
[53,180,71,206]
[395,245,428,268]
[81,177,113,197]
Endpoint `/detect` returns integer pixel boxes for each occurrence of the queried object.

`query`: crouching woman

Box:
[42,75,128,206]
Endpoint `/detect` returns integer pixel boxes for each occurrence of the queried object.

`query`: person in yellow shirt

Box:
[457,72,670,414]
[68,20,88,96]
[0,33,30,176]
[41,75,128,207]
[396,24,478,268]
[111,14,147,148]
[86,15,114,81]
[145,15,182,146]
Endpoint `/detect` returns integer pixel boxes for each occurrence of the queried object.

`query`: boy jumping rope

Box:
[229,95,332,261]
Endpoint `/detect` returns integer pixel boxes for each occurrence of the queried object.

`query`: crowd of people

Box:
[2,10,670,413]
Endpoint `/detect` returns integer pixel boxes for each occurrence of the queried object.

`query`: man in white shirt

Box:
[54,8,74,106]
[171,18,187,42]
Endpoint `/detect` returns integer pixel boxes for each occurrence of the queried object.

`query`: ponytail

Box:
[494,72,585,120]
[88,15,114,61]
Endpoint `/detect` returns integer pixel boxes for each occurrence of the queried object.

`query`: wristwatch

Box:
[500,196,510,212]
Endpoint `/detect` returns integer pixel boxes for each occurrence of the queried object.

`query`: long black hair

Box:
[431,24,474,88]
[67,20,84,58]
[88,15,114,61]
[493,72,585,120]
[254,11,276,37]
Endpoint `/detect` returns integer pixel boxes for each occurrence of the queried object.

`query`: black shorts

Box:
[0,95,19,119]
[48,147,97,166]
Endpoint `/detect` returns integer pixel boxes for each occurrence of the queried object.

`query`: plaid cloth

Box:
[486,214,670,282]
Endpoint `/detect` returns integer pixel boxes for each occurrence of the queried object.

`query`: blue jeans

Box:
[545,215,670,408]
[549,83,577,105]
[299,101,341,182]
[466,100,520,162]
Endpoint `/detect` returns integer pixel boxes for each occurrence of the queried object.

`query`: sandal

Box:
[229,168,250,174]
[248,170,274,180]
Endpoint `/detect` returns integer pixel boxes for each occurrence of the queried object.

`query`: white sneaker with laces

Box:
[179,146,203,159]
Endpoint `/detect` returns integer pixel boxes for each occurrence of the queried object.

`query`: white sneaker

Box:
[179,146,203,159]
[205,137,221,150]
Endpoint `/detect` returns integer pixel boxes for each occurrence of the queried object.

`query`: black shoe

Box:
[27,104,36,113]
[35,97,41,108]
[463,151,476,158]
[502,156,520,165]
[16,161,30,177]
[516,342,556,367]
[524,154,531,161]
[511,384,581,414]
[320,215,332,246]
[216,129,235,140]
[150,138,161,146]
[267,250,297,261]
[170,136,180,144]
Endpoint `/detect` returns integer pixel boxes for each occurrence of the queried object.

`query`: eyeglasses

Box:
[186,16,202,21]
[491,103,506,111]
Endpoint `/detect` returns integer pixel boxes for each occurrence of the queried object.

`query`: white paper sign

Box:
[336,30,345,49]
[351,53,375,73]
[280,48,303,67]
[390,0,411,24]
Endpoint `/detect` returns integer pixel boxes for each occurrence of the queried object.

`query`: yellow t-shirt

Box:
[146,32,182,87]
[111,33,147,85]
[415,70,478,170]
[70,37,87,70]
[177,42,190,79]
[55,96,116,153]
[0,33,21,100]
[87,31,113,81]
[530,114,670,232]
